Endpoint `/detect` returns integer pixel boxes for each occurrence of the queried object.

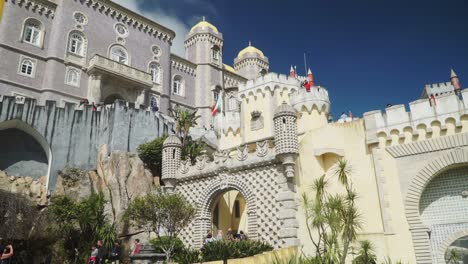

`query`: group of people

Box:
[0,238,14,264]
[204,228,248,244]
[88,240,122,264]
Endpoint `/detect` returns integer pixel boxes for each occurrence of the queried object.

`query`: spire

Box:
[451,68,458,78]
[307,68,315,86]
[202,16,206,21]
[307,68,312,75]
[248,40,251,46]
[290,65,296,78]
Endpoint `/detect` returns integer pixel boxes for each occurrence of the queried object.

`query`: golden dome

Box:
[190,19,219,33]
[237,42,265,58]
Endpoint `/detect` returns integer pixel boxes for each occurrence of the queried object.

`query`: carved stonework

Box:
[256,140,269,157]
[179,159,190,174]
[237,145,248,161]
[195,154,209,170]
[15,95,26,104]
[213,150,229,164]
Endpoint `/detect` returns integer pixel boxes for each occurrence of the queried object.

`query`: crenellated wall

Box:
[0,95,172,190]
[364,89,468,145]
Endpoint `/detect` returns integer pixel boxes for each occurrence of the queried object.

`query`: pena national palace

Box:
[0,1,467,263]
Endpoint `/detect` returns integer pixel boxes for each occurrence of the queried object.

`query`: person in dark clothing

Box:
[0,238,3,258]
[110,241,121,264]
[96,240,107,264]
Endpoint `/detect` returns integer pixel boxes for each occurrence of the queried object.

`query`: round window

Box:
[115,23,129,37]
[74,12,88,25]
[152,45,161,56]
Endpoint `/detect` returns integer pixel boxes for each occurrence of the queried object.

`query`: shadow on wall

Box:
[0,128,48,178]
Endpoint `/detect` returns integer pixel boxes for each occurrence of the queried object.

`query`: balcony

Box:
[88,54,153,88]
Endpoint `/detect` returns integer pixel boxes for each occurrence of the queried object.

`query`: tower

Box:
[185,17,224,128]
[273,102,299,178]
[234,42,269,80]
[161,135,182,191]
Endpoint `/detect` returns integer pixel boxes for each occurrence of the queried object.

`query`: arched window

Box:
[212,45,220,64]
[149,62,162,84]
[228,96,237,111]
[68,32,86,56]
[22,18,43,47]
[150,95,159,111]
[110,45,129,65]
[65,68,80,87]
[19,58,35,77]
[172,76,184,96]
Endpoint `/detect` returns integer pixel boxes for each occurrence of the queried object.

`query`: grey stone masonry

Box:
[162,135,182,189]
[0,95,172,190]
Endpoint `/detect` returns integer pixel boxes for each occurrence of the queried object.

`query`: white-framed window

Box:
[115,23,129,37]
[110,45,129,65]
[18,56,36,78]
[65,67,81,87]
[68,32,86,56]
[149,62,162,84]
[172,75,184,96]
[151,45,162,57]
[212,45,220,64]
[22,18,43,47]
[73,12,88,25]
[228,96,237,111]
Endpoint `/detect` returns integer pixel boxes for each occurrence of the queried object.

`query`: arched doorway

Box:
[419,165,468,263]
[104,93,124,104]
[211,190,247,237]
[445,235,468,263]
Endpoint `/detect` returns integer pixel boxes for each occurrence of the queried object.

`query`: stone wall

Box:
[0,95,172,190]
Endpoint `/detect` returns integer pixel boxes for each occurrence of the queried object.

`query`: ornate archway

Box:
[405,148,468,264]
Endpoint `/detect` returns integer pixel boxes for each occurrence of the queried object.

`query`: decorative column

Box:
[161,135,182,192]
[273,102,300,247]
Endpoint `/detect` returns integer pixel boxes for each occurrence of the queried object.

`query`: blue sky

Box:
[115,0,468,118]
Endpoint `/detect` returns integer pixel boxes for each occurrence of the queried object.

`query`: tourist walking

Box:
[238,231,247,241]
[226,228,235,241]
[204,231,216,244]
[96,240,107,264]
[132,239,141,255]
[216,230,224,240]
[88,246,98,264]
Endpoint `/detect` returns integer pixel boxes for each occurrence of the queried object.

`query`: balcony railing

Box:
[88,54,153,87]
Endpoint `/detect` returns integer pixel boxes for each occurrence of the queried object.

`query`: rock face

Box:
[0,170,48,205]
[55,144,157,221]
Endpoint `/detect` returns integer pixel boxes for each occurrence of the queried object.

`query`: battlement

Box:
[422,82,455,98]
[221,111,241,136]
[0,95,173,190]
[364,89,468,144]
[290,86,330,113]
[238,72,303,99]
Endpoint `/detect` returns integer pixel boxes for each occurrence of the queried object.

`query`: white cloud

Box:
[112,0,191,56]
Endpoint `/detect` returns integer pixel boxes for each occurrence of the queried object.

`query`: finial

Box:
[248,40,251,46]
[451,68,458,78]
[307,68,312,75]
[202,16,206,21]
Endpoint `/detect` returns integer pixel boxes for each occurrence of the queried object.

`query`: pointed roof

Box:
[451,69,458,78]
[290,65,295,72]
[307,68,312,75]
[190,17,219,33]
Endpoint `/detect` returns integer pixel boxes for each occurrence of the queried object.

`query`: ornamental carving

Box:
[256,140,269,157]
[195,154,209,170]
[237,145,248,161]
[179,159,190,174]
[213,150,229,164]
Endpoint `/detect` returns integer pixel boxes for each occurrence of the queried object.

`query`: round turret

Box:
[162,135,182,189]
[273,102,299,178]
[234,42,269,80]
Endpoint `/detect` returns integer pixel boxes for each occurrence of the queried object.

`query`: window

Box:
[213,90,219,102]
[68,32,85,56]
[73,12,88,25]
[110,45,129,65]
[212,45,220,64]
[19,58,35,77]
[150,95,159,111]
[228,96,237,111]
[65,68,80,87]
[22,19,43,46]
[115,23,129,37]
[172,76,183,96]
[234,200,241,218]
[152,45,161,57]
[149,62,161,84]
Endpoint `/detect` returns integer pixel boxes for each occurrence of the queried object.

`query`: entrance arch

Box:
[211,190,247,237]
[104,93,124,104]
[196,175,258,247]
[0,120,52,190]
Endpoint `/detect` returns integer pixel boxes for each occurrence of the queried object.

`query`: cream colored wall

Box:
[211,190,248,235]
[296,120,416,263]
[297,106,328,134]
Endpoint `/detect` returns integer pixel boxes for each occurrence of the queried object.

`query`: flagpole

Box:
[303,52,307,76]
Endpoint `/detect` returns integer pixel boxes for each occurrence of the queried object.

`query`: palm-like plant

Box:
[353,240,377,264]
[171,107,200,143]
[446,248,460,264]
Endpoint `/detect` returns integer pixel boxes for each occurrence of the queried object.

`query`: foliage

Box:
[173,247,201,264]
[47,192,117,263]
[302,158,362,264]
[150,236,185,255]
[60,167,83,186]
[171,107,200,143]
[353,240,377,264]
[137,135,168,176]
[125,191,196,261]
[182,136,206,164]
[446,248,460,264]
[201,240,273,262]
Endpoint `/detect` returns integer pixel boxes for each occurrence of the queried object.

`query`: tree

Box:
[125,191,196,261]
[138,135,168,176]
[446,248,460,264]
[353,240,377,264]
[47,192,117,262]
[302,158,362,264]
[171,107,200,144]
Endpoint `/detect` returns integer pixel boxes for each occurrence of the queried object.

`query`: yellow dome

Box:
[190,20,219,33]
[237,44,265,58]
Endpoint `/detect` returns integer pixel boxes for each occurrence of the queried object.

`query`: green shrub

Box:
[137,135,167,177]
[201,240,273,261]
[60,167,83,186]
[174,247,201,264]
[150,236,185,256]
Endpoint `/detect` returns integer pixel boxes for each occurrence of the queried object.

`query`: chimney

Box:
[307,68,315,86]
